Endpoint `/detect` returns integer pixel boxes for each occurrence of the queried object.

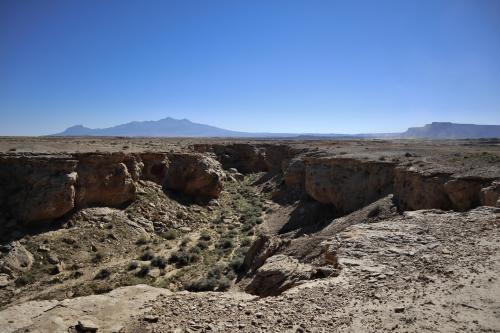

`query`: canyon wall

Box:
[0,152,224,223]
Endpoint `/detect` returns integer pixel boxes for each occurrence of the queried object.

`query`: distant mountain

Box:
[52,118,500,139]
[401,122,500,139]
[54,117,256,137]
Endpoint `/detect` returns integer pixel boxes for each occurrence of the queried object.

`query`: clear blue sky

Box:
[1,0,500,135]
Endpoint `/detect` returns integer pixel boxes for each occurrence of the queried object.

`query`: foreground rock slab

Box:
[0,285,170,333]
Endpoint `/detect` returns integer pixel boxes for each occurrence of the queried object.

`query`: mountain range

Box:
[52,118,500,139]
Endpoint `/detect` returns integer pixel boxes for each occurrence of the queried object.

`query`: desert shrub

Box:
[235,246,249,257]
[162,228,178,240]
[180,237,191,247]
[199,231,211,241]
[135,235,149,245]
[140,250,155,261]
[217,238,234,250]
[240,238,251,247]
[151,256,167,269]
[196,240,210,250]
[128,261,138,270]
[136,264,150,277]
[169,250,200,268]
[94,268,111,280]
[91,251,105,263]
[185,265,232,292]
[14,271,36,287]
[217,277,231,291]
[230,256,245,273]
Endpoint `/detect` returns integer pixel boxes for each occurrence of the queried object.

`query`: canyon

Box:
[0,137,499,332]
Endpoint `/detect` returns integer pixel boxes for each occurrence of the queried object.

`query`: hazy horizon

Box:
[2,0,500,135]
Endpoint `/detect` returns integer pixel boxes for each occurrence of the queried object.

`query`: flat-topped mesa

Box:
[0,152,224,223]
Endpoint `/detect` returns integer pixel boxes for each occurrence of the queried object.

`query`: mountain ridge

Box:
[52,118,500,139]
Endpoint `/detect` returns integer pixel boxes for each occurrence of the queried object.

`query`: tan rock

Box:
[245,254,316,296]
[76,153,137,207]
[163,153,224,202]
[305,157,394,213]
[480,181,500,207]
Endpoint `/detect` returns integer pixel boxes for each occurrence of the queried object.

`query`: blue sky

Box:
[1,0,500,135]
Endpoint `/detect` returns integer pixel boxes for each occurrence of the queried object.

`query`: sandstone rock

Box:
[0,241,33,275]
[0,273,11,288]
[192,143,267,173]
[246,255,317,296]
[77,319,98,332]
[480,181,500,207]
[444,178,482,211]
[0,284,170,333]
[139,152,169,184]
[163,153,224,202]
[283,158,306,188]
[0,155,78,222]
[76,153,137,207]
[305,157,394,213]
[394,169,452,210]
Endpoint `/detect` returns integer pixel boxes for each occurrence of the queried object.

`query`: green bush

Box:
[199,231,211,241]
[91,251,105,263]
[169,250,200,268]
[128,261,138,270]
[135,235,149,245]
[217,238,234,250]
[162,228,178,240]
[136,264,150,277]
[140,250,155,261]
[240,238,252,247]
[151,256,167,269]
[196,240,210,250]
[94,268,111,280]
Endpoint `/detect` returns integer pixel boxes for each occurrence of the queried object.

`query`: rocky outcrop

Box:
[192,143,298,174]
[283,157,306,188]
[245,254,317,296]
[0,155,78,222]
[0,152,224,223]
[0,241,33,277]
[162,153,224,202]
[394,169,493,211]
[139,152,168,184]
[480,181,500,207]
[304,158,395,214]
[75,153,137,208]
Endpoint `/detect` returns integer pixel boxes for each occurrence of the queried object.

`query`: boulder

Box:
[245,255,316,296]
[0,241,33,276]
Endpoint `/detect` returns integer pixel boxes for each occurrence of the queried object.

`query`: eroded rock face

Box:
[0,241,33,276]
[305,158,395,214]
[444,178,483,211]
[0,155,78,222]
[283,157,306,188]
[481,181,500,207]
[163,153,224,202]
[245,254,317,296]
[75,153,137,208]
